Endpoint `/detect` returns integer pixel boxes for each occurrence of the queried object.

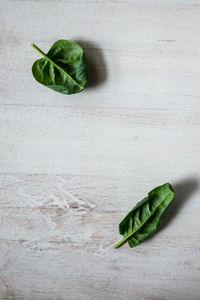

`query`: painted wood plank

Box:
[0,0,200,109]
[0,173,200,299]
[0,105,200,176]
[0,174,198,211]
[0,240,200,300]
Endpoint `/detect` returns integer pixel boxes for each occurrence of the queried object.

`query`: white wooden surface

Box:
[1,1,200,299]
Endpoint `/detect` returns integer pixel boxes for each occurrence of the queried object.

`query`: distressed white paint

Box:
[0,0,200,299]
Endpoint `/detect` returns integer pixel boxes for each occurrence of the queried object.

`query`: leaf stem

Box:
[114,237,127,249]
[31,43,84,90]
[31,44,46,57]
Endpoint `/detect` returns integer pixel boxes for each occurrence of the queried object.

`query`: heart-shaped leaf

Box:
[31,40,88,95]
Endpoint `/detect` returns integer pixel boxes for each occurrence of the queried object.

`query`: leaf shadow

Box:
[140,177,199,247]
[159,177,199,232]
[74,39,107,88]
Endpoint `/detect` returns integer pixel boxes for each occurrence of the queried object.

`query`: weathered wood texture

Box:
[0,1,200,299]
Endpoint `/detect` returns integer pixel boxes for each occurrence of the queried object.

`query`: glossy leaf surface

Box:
[114,183,174,248]
[31,40,88,95]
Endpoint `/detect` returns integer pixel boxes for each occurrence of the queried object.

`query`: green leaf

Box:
[114,183,174,249]
[31,40,88,95]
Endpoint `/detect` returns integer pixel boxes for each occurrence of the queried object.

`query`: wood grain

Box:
[0,0,200,299]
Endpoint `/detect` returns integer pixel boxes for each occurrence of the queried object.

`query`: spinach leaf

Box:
[114,183,174,248]
[31,40,88,95]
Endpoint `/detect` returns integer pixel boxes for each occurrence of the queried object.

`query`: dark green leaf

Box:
[31,40,88,95]
[114,183,174,249]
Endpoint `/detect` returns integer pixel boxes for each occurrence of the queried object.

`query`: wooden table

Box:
[0,1,200,299]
